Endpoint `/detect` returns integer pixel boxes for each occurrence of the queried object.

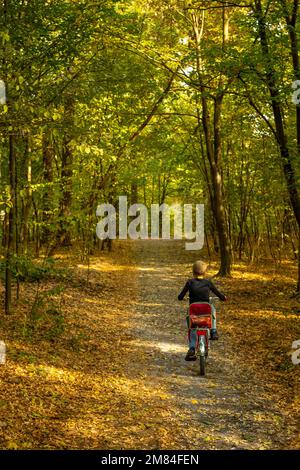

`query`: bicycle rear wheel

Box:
[199,334,208,376]
[200,354,206,375]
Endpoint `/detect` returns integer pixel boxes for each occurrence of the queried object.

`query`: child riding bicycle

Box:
[178,260,227,361]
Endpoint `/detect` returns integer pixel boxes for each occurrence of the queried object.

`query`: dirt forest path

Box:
[1,239,299,450]
[124,240,297,450]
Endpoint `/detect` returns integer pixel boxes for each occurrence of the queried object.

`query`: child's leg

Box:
[186,313,197,350]
[189,329,197,349]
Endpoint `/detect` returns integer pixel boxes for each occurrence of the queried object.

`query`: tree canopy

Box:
[1,0,300,310]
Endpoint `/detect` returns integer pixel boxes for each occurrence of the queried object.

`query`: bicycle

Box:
[187,296,219,376]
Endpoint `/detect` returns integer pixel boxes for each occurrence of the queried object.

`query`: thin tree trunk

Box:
[57,95,74,247]
[41,133,53,245]
[21,136,32,253]
[5,135,16,314]
[130,183,138,205]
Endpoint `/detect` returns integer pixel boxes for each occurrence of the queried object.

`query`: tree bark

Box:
[56,95,74,247]
[21,136,32,252]
[41,133,53,245]
[5,134,16,314]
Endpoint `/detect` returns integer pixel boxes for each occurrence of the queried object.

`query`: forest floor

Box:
[0,239,300,449]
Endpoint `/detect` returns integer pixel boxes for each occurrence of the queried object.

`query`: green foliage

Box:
[22,286,65,342]
[0,0,299,281]
[0,255,67,283]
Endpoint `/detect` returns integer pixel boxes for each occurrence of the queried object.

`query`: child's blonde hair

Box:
[193,260,207,277]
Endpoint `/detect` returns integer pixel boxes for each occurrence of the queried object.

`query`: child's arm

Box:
[178,281,189,301]
[209,280,227,301]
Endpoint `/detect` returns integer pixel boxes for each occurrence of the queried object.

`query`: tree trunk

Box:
[200,88,231,275]
[41,133,53,245]
[130,183,138,205]
[5,135,16,314]
[21,136,32,253]
[192,9,231,276]
[57,95,74,247]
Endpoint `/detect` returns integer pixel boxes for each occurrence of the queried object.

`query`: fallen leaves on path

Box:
[0,240,299,449]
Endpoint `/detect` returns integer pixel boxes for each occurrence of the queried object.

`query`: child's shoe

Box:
[210,329,219,340]
[185,348,197,361]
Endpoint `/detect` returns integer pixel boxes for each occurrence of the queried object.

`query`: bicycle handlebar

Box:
[180,296,226,302]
